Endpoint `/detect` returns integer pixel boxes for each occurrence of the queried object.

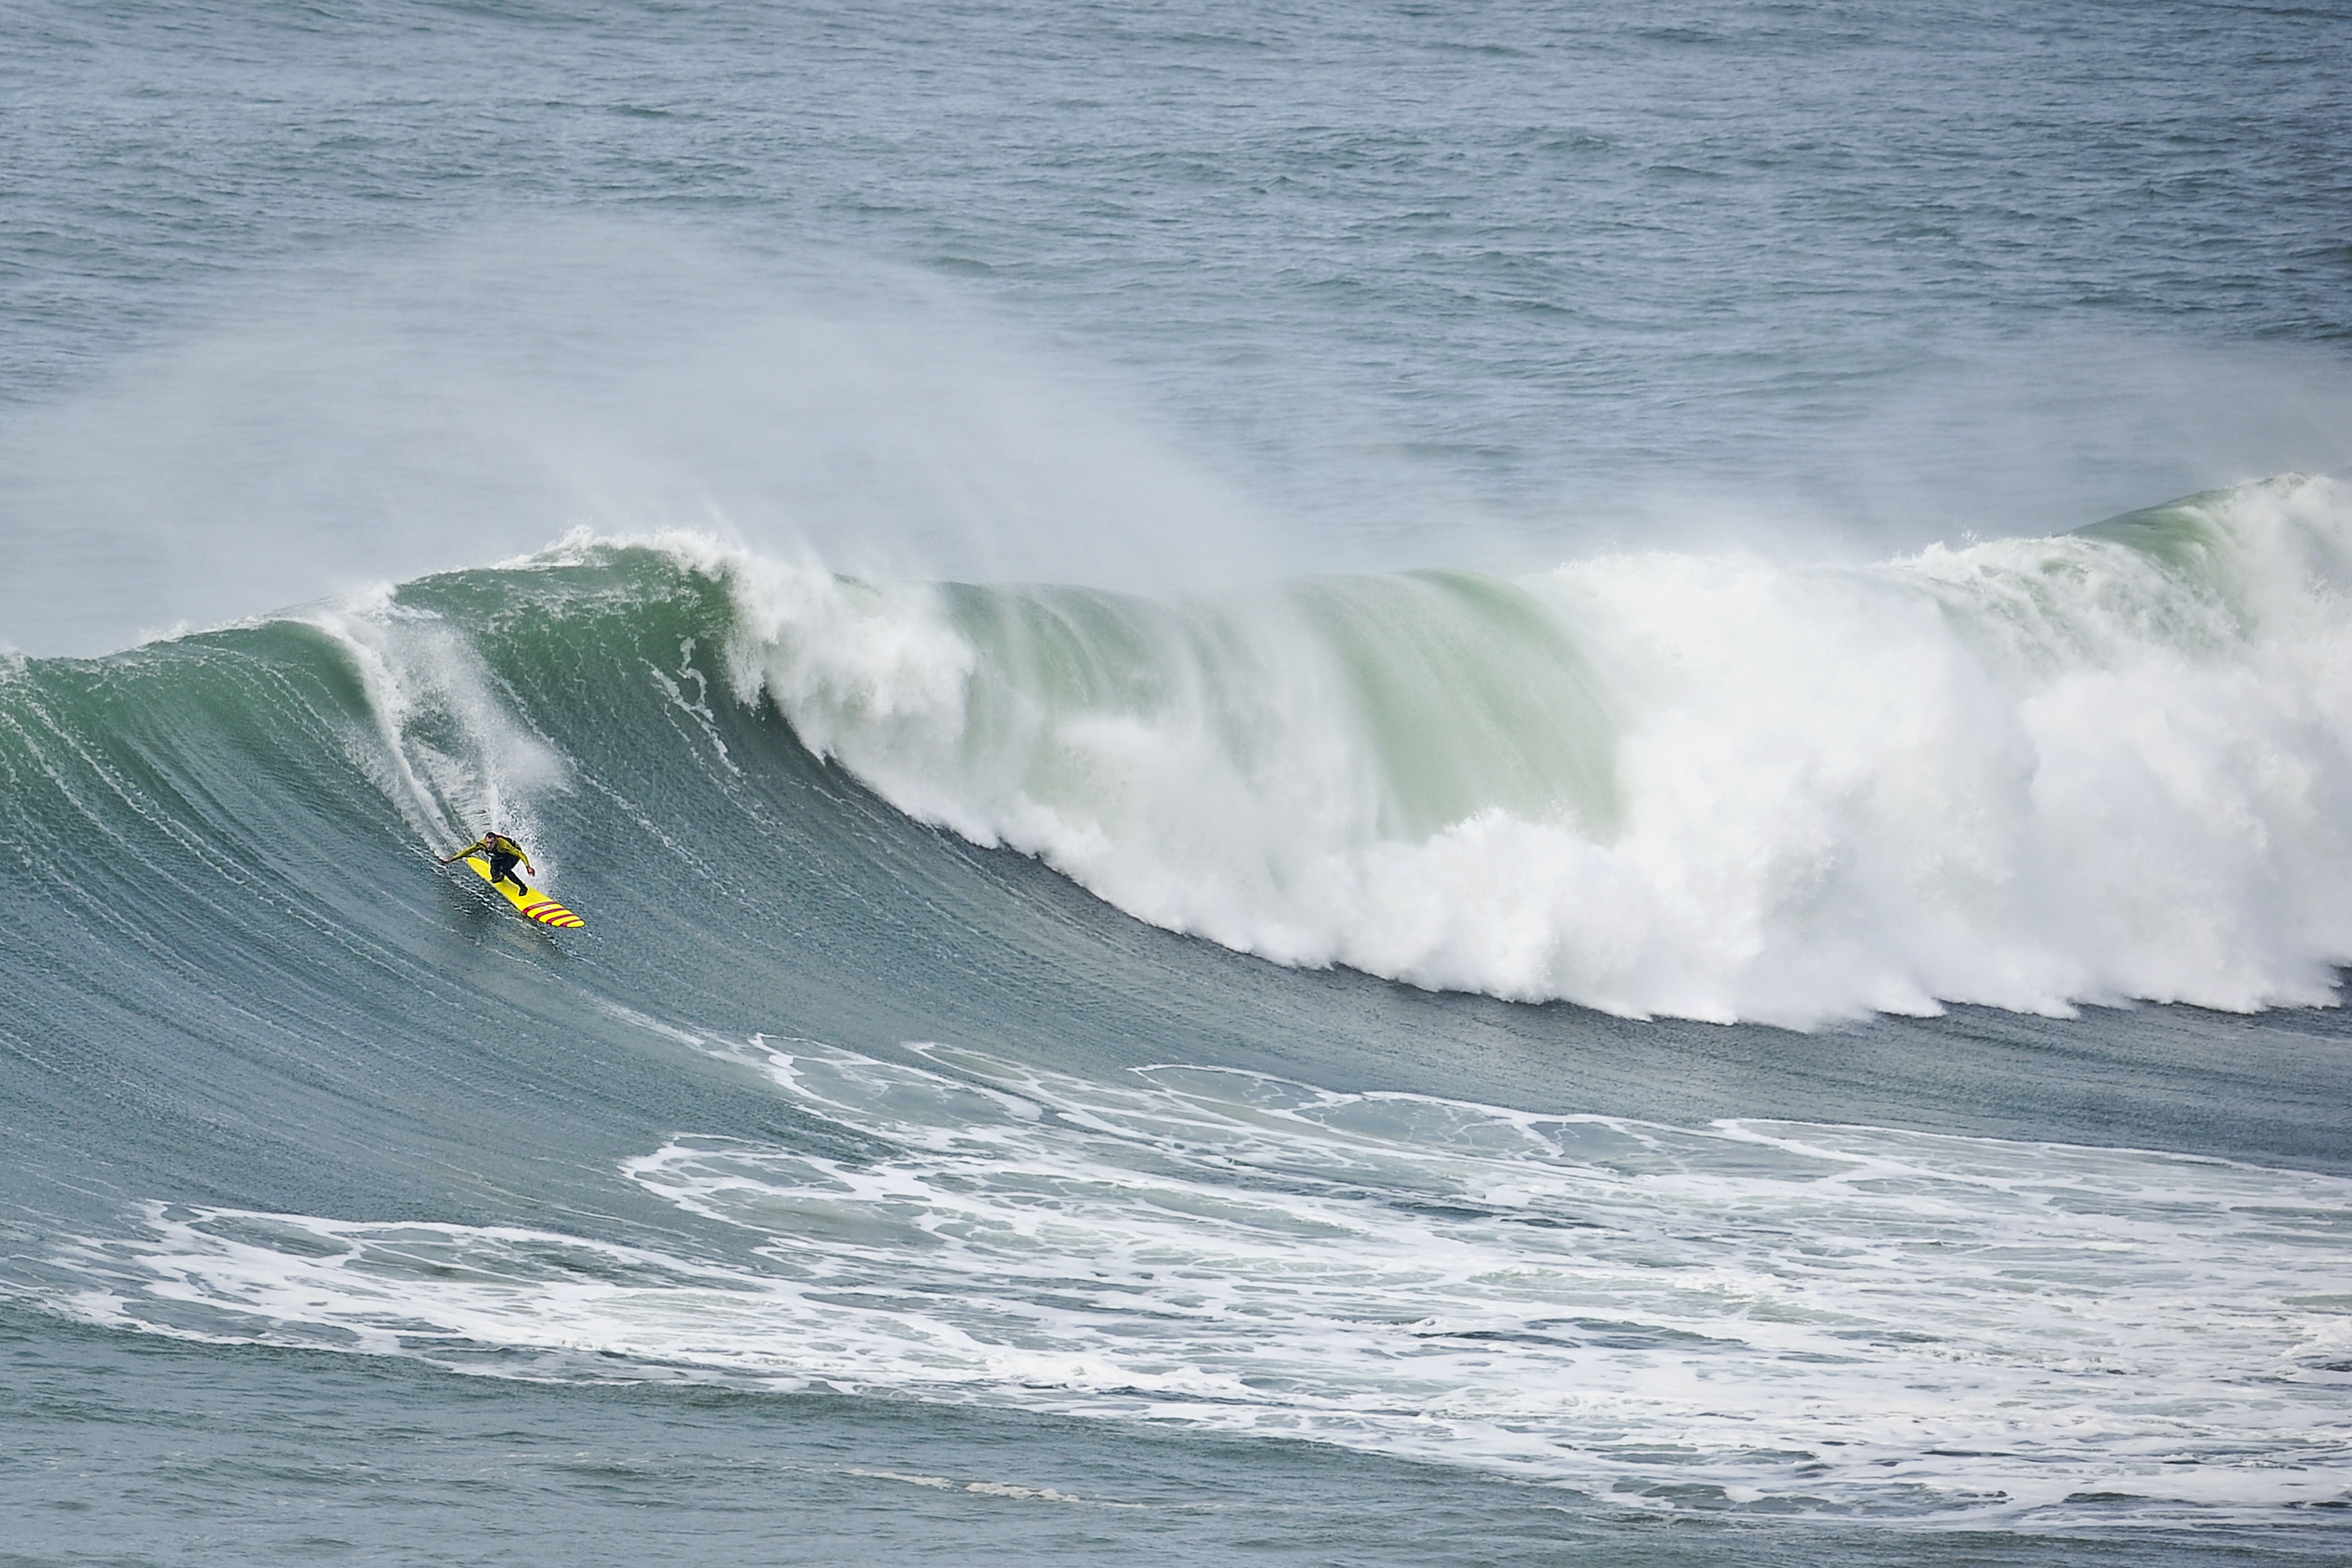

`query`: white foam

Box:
[295,589,571,862]
[53,1040,2352,1524]
[718,474,2352,1025]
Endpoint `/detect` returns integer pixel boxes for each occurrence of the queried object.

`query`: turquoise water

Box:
[4,2,2350,1562]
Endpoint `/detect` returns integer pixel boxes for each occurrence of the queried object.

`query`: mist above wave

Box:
[0,223,1272,659]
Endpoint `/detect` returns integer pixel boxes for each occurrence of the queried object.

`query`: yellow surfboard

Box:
[463,855,586,929]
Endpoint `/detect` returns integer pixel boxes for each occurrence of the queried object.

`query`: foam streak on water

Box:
[50,1036,2352,1526]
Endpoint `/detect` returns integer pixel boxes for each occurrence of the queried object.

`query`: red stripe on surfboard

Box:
[461,861,582,927]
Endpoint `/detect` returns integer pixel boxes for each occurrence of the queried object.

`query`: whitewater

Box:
[55,1040,2352,1524]
[656,473,2352,1025]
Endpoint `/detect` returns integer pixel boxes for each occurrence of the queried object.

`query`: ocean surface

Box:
[5,2,2351,1563]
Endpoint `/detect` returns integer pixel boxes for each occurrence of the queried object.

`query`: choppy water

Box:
[4,2,2350,1563]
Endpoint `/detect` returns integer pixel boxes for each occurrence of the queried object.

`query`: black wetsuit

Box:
[477,837,527,891]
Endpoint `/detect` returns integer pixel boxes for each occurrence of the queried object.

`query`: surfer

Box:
[443,831,534,893]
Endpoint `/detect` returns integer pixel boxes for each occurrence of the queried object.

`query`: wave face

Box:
[736,474,2352,1025]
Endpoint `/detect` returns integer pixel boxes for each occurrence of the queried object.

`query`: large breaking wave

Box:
[727,474,2352,1026]
[9,474,2350,1032]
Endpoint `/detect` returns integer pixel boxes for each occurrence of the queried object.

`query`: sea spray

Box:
[297,589,572,858]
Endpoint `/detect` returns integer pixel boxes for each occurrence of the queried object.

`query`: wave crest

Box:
[723,475,2352,1025]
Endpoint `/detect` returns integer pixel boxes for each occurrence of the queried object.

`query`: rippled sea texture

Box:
[4,2,2350,1564]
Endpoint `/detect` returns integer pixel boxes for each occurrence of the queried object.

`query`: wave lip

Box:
[719,474,2352,1026]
